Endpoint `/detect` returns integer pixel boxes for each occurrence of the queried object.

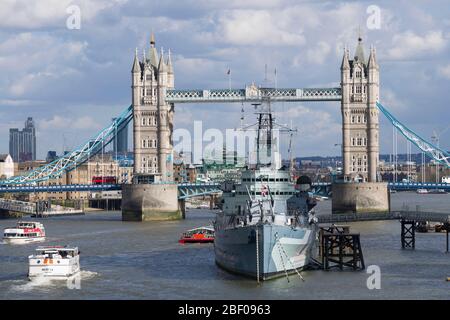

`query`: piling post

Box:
[401,219,415,249]
[446,225,449,254]
[445,228,448,253]
[256,228,260,283]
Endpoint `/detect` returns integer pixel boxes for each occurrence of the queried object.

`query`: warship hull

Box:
[214,223,316,280]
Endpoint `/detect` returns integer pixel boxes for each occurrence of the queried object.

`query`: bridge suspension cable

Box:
[0,105,133,185]
[377,101,450,168]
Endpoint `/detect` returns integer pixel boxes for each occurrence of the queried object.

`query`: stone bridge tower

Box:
[131,33,175,182]
[333,36,388,214]
[122,33,180,222]
[341,36,379,182]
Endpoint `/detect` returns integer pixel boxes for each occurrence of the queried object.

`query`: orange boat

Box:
[179,226,215,244]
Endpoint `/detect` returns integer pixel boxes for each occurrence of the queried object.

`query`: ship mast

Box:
[240,94,296,170]
[254,99,274,168]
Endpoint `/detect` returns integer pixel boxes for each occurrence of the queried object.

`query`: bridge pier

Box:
[121,183,181,221]
[209,194,218,210]
[332,182,390,214]
[178,199,186,219]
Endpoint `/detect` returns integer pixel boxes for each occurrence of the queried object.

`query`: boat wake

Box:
[8,270,99,293]
[79,270,99,280]
[9,276,57,293]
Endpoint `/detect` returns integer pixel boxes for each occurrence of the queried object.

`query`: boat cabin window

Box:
[59,250,74,258]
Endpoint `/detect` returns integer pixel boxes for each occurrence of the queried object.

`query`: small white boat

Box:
[28,246,80,280]
[416,189,428,194]
[3,221,46,244]
[428,189,447,194]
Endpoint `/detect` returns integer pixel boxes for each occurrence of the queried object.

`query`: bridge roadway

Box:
[0,181,449,195]
[0,182,223,200]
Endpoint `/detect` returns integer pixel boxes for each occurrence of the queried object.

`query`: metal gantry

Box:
[177,182,222,199]
[0,105,133,185]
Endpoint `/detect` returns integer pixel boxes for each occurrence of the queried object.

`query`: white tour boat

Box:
[28,246,80,279]
[3,221,46,244]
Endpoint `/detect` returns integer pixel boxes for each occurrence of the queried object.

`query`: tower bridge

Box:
[1,33,449,221]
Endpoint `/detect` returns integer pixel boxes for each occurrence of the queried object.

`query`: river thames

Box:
[0,192,449,299]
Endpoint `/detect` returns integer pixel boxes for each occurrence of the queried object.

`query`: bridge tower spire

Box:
[341,36,380,182]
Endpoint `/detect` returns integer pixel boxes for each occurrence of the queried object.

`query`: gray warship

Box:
[214,100,319,281]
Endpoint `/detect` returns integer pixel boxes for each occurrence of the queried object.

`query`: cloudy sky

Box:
[0,0,449,159]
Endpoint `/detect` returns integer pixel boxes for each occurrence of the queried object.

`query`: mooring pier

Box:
[0,198,84,218]
[317,210,450,253]
[318,225,365,271]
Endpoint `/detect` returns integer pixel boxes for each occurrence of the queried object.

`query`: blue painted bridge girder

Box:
[177,183,222,199]
[389,182,450,191]
[0,184,121,193]
[1,182,449,197]
[0,183,222,200]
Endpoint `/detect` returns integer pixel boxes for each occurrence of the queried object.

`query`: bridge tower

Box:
[122,33,180,221]
[131,34,175,181]
[333,36,389,214]
[341,36,380,182]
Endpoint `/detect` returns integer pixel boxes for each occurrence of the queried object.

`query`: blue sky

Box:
[0,0,449,159]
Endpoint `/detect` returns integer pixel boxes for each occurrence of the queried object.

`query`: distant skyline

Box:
[0,0,449,159]
[9,116,36,162]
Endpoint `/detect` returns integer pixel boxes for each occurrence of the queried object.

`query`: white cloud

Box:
[381,88,404,111]
[438,64,450,79]
[39,115,101,131]
[386,30,447,60]
[277,105,340,139]
[39,115,69,130]
[0,0,127,29]
[202,0,284,10]
[306,41,331,65]
[72,116,102,130]
[199,9,306,46]
[0,32,88,97]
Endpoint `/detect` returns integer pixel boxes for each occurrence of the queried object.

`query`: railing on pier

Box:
[0,199,36,214]
[317,210,450,224]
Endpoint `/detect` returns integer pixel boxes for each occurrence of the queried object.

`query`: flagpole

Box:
[274,67,277,89]
[228,68,231,91]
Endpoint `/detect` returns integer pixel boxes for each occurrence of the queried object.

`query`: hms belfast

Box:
[214,99,319,281]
